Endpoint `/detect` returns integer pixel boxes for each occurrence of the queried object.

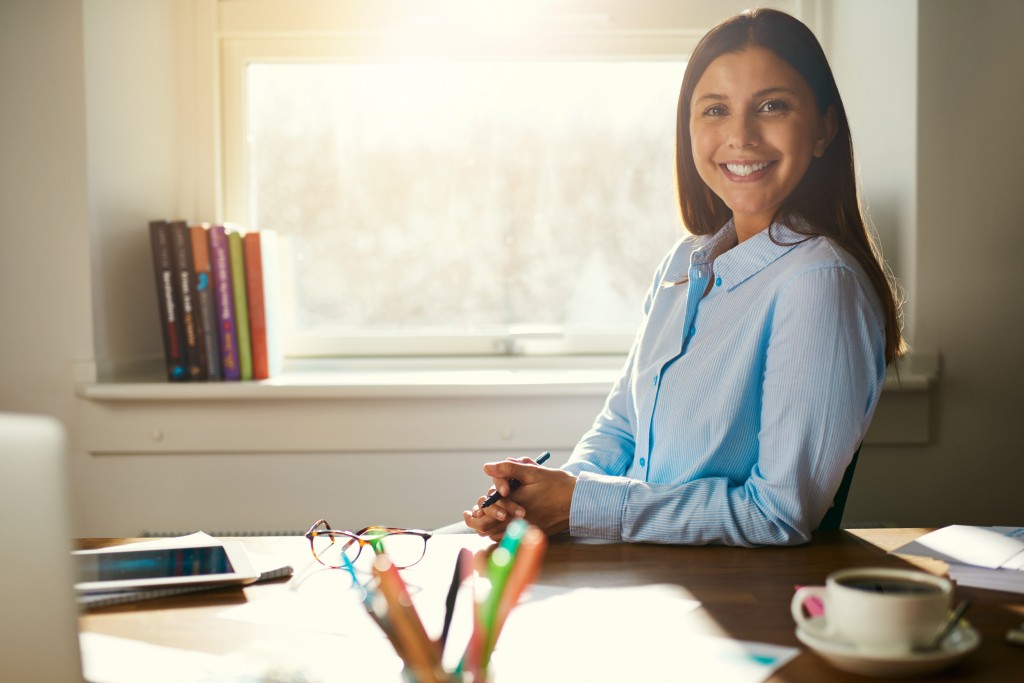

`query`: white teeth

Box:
[724,161,771,176]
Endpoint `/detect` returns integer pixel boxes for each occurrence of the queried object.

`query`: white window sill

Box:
[77,352,934,400]
[74,352,938,453]
[76,355,629,401]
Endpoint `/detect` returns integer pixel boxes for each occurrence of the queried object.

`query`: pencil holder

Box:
[401,666,490,683]
[374,521,546,683]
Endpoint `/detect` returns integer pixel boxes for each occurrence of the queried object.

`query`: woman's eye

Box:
[701,104,728,117]
[759,98,791,114]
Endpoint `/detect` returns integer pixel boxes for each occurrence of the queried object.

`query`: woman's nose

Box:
[726,112,760,148]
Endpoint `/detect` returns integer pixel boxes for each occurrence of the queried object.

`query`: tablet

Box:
[73,541,260,592]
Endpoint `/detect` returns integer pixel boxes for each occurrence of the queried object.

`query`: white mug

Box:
[791,567,953,655]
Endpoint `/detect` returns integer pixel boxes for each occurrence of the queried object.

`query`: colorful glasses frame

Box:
[304,519,433,571]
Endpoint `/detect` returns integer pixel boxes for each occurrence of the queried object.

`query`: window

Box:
[214,0,809,357]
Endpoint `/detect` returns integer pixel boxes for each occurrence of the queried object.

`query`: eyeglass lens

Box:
[312,531,426,571]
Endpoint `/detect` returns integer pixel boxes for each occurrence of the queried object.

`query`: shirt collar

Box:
[693,219,813,291]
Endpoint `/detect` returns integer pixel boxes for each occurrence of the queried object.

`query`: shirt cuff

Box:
[568,471,631,540]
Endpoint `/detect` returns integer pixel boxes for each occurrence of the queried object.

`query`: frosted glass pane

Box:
[247,60,684,336]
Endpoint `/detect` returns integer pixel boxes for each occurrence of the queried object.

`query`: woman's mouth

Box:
[720,160,775,179]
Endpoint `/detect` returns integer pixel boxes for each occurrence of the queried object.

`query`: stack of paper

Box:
[892,525,1024,594]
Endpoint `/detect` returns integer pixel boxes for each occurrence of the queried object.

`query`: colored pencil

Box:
[372,555,444,683]
[486,525,547,662]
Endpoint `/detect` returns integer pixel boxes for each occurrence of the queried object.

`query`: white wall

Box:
[853,0,1024,526]
[2,0,1023,536]
[84,0,182,375]
[831,0,1024,526]
[824,0,918,340]
[0,0,94,522]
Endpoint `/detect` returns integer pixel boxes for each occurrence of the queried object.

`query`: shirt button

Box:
[715,276,722,286]
[652,375,659,386]
[639,458,646,467]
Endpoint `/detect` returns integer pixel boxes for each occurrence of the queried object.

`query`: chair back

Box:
[816,446,861,531]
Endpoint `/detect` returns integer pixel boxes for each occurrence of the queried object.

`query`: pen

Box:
[923,598,970,650]
[439,547,471,654]
[480,451,551,508]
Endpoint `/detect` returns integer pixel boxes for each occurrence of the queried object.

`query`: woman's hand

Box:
[463,457,576,540]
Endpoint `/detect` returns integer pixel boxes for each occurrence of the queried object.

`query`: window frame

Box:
[205,0,814,358]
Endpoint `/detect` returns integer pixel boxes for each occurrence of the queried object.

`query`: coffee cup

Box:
[791,567,953,655]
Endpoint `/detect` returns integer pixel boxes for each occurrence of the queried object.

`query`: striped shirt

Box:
[563,220,887,546]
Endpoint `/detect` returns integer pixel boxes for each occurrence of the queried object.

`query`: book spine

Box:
[260,230,283,377]
[189,224,222,380]
[243,232,269,380]
[148,220,188,381]
[209,225,241,380]
[169,220,206,380]
[228,230,253,380]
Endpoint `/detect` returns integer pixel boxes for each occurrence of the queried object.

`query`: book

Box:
[228,229,253,380]
[148,220,189,381]
[945,563,1024,593]
[169,220,206,380]
[243,230,282,380]
[189,224,222,380]
[892,525,1024,594]
[208,225,241,380]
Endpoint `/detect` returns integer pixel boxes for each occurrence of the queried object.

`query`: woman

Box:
[463,8,904,546]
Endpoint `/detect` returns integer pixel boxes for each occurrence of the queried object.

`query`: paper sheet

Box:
[80,631,405,683]
[892,525,1024,569]
[80,632,229,683]
[220,580,796,683]
[490,583,797,682]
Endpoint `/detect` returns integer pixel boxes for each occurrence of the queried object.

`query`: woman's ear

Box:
[814,105,838,158]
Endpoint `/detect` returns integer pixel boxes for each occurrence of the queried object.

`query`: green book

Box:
[228,229,253,380]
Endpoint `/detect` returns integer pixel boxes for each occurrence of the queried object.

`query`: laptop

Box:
[0,412,86,682]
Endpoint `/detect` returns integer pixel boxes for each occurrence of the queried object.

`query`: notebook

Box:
[0,412,86,682]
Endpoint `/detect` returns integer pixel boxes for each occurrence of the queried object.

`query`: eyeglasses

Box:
[304,519,432,574]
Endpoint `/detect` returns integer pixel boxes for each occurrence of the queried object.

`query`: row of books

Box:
[149,220,281,381]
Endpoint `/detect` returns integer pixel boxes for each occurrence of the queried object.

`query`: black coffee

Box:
[838,577,943,595]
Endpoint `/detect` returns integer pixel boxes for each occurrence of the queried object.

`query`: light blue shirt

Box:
[564,220,887,546]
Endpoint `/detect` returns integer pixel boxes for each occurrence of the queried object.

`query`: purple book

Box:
[208,225,241,380]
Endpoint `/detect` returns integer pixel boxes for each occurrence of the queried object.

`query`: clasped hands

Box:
[463,456,576,540]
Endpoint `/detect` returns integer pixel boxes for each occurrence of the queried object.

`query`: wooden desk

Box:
[80,529,1024,682]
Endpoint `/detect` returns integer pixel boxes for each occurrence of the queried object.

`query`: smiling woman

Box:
[464,8,906,547]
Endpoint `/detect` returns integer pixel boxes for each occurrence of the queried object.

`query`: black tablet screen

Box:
[76,546,234,582]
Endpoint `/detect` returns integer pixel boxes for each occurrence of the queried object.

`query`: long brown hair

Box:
[675,8,905,364]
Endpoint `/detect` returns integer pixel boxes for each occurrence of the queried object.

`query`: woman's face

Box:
[689,46,835,240]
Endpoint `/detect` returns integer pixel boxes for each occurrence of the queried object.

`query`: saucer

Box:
[795,616,980,678]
